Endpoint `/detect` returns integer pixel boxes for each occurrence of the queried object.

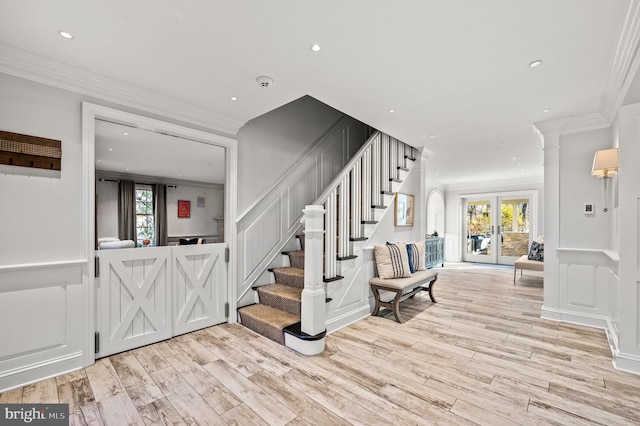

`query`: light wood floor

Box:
[2,265,639,425]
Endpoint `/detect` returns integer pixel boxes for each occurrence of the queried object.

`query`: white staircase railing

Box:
[301,131,416,335]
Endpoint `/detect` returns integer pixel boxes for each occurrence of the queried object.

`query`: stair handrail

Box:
[311,130,381,206]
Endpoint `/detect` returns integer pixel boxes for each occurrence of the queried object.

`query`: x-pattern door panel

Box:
[96,247,172,358]
[173,244,227,335]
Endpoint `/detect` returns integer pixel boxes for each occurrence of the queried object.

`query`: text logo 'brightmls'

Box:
[1,404,68,425]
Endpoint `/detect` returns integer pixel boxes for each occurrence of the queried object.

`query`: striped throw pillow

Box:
[406,241,426,273]
[374,243,412,279]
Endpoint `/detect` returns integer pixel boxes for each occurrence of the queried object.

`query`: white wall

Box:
[369,164,424,245]
[96,180,225,240]
[237,96,345,213]
[0,74,86,265]
[167,185,223,238]
[559,128,612,248]
[96,180,119,239]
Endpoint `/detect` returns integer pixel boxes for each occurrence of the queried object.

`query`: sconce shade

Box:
[592,148,619,178]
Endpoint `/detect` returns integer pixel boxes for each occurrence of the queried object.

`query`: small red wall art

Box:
[178,200,190,218]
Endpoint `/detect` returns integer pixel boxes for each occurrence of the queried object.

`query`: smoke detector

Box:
[256,75,274,88]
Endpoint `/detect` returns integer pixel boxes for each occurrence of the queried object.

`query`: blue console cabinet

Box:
[425,237,444,268]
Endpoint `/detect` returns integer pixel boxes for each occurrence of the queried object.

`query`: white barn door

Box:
[95,244,228,358]
[173,244,228,335]
[96,247,172,358]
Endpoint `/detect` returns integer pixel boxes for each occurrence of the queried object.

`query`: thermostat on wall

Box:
[584,203,595,216]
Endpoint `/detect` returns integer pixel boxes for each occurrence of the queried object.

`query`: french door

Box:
[463,193,534,265]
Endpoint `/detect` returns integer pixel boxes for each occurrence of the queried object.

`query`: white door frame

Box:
[81,102,238,367]
[460,190,538,265]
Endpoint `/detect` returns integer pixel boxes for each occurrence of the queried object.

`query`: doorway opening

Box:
[462,191,537,265]
[82,103,238,364]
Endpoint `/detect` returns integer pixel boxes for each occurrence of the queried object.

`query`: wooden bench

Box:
[513,255,543,284]
[369,270,438,323]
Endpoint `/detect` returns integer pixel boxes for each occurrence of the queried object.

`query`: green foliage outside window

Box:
[136,187,154,245]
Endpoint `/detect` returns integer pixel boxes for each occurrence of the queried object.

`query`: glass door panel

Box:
[498,197,530,264]
[464,200,496,263]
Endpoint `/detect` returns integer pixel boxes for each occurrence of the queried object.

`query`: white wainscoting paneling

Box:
[243,198,282,281]
[566,264,597,308]
[444,233,459,262]
[0,261,86,392]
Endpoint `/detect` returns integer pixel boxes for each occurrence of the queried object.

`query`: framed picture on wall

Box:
[178,200,190,218]
[395,193,414,226]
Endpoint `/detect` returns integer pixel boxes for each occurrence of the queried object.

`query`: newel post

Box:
[301,205,326,336]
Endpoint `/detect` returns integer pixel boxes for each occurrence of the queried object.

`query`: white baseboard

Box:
[326,304,370,334]
[541,305,640,376]
[0,352,84,393]
[540,306,608,329]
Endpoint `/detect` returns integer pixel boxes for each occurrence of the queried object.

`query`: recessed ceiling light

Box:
[542,108,550,113]
[529,59,542,68]
[428,135,436,139]
[230,96,238,101]
[97,159,101,163]
[518,163,521,166]
[122,132,129,136]
[125,168,130,171]
[108,148,113,151]
[512,157,516,160]
[388,109,396,113]
[311,44,321,52]
[59,31,73,39]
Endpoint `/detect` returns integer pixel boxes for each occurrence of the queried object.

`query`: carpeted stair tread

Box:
[286,250,305,269]
[238,304,300,345]
[256,284,302,315]
[272,267,305,288]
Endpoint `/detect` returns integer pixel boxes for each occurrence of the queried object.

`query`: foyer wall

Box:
[236,96,346,214]
[558,128,612,249]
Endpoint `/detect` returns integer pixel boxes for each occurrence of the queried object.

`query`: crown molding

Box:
[444,175,544,193]
[533,112,611,138]
[0,43,245,136]
[600,0,640,121]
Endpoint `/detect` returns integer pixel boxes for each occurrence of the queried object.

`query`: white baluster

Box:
[351,161,361,239]
[381,134,390,193]
[362,146,372,222]
[325,190,337,279]
[372,134,381,206]
[338,175,349,258]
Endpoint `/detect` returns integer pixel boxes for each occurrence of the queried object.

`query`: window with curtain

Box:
[135,185,154,246]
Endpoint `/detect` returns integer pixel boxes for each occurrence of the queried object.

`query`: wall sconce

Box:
[591,148,619,212]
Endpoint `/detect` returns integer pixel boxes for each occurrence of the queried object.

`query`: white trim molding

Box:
[600,0,640,121]
[82,103,239,369]
[0,43,244,136]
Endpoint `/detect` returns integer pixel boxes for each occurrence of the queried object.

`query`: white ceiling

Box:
[0,1,630,187]
[95,120,225,184]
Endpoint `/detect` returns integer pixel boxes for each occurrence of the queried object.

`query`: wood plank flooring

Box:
[3,264,639,425]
